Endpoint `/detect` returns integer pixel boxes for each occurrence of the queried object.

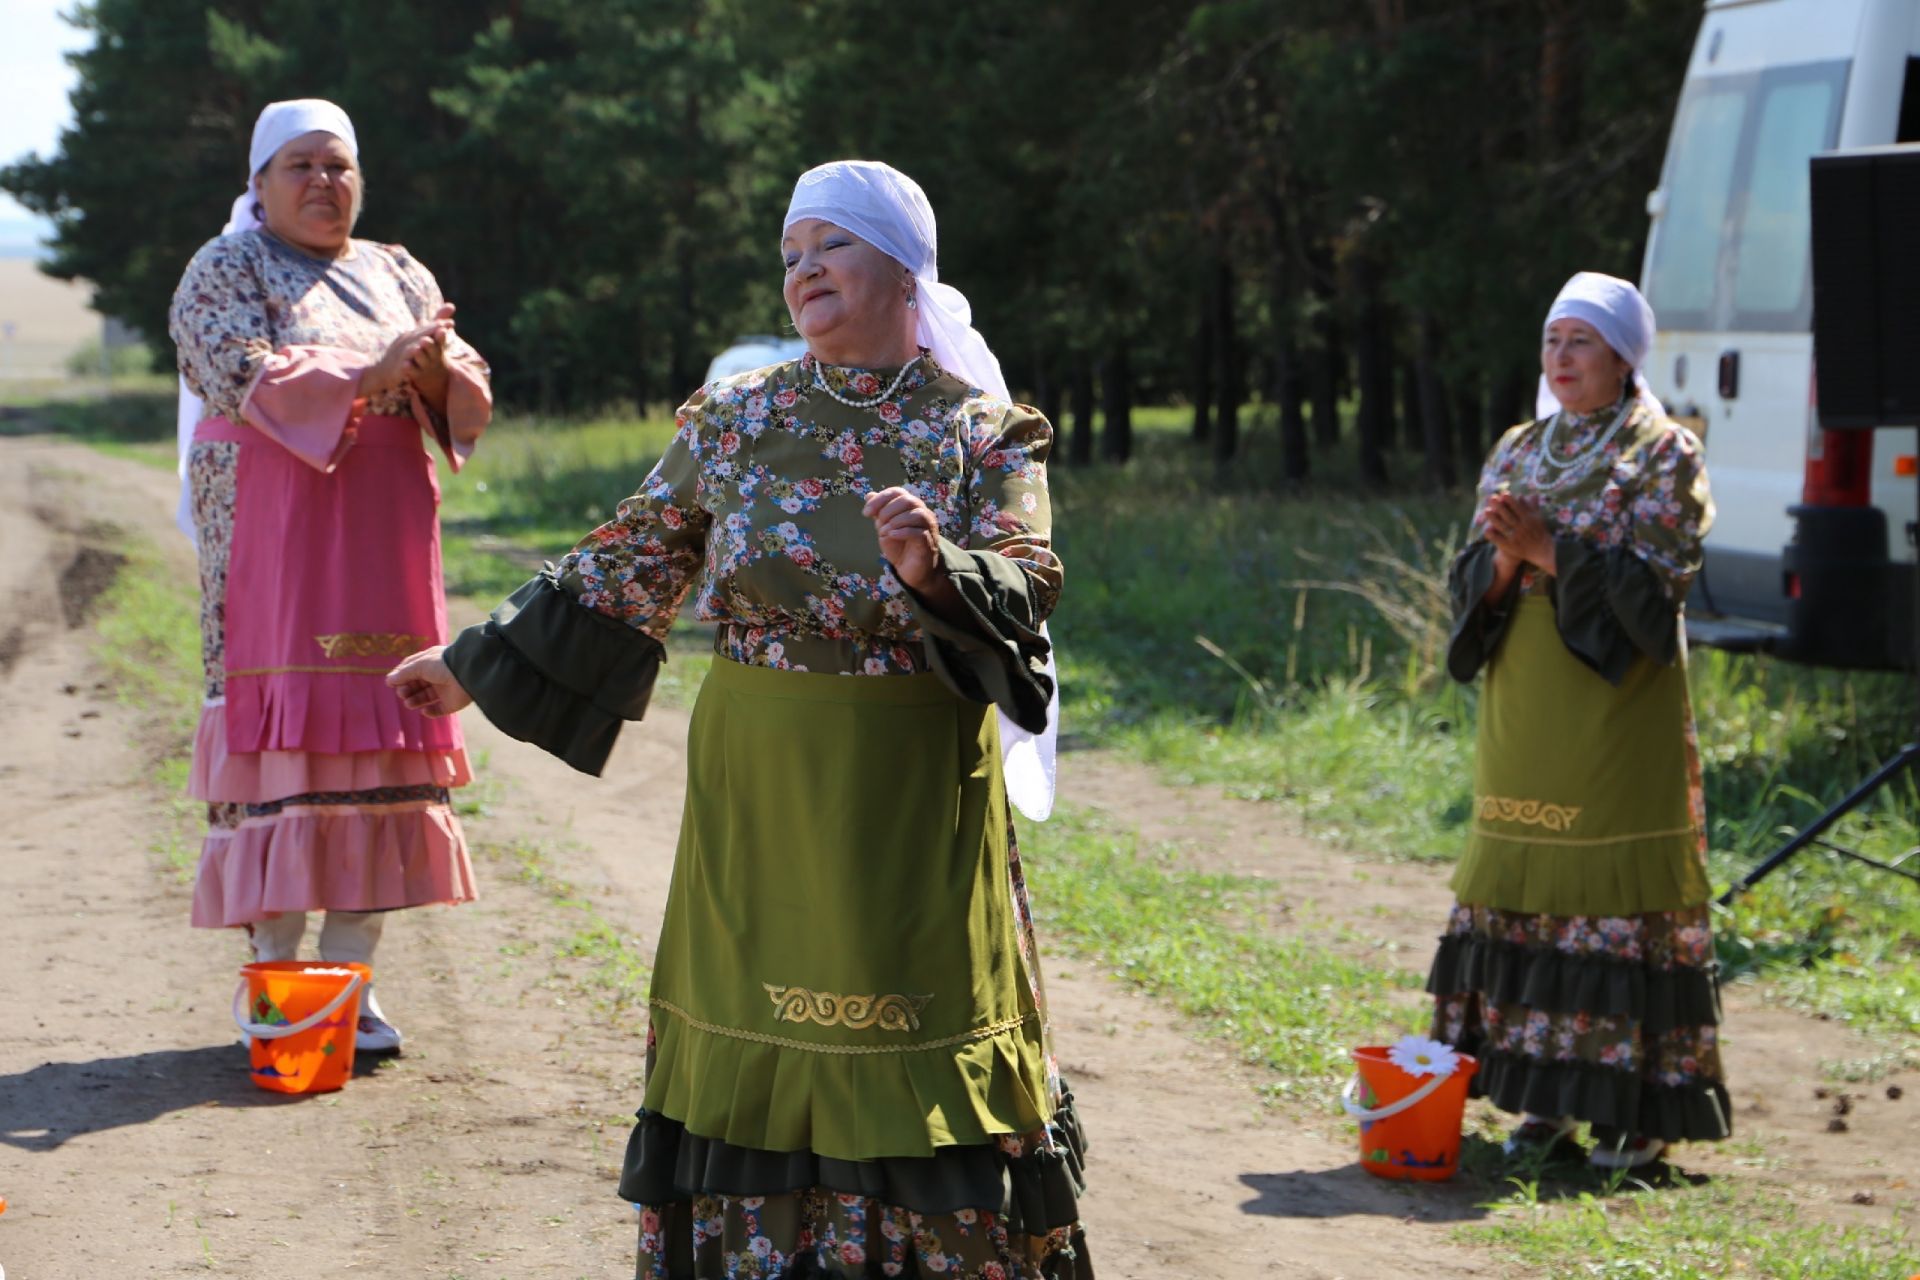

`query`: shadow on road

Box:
[0,1043,388,1151]
[1237,1167,1492,1223]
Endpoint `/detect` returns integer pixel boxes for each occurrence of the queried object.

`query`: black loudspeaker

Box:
[1810,146,1920,428]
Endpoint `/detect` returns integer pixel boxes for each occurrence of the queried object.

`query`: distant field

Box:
[0,257,99,378]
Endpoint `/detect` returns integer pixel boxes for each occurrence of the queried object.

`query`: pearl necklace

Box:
[811,354,919,409]
[1525,399,1634,494]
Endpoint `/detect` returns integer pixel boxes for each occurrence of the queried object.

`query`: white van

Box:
[1643,0,1918,668]
[704,335,808,386]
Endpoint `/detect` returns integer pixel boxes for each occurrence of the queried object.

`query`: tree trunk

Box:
[1191,279,1214,444]
[1069,357,1095,467]
[1101,343,1133,464]
[1451,372,1484,478]
[1037,355,1064,435]
[1398,356,1423,453]
[1500,366,1535,441]
[1278,344,1309,484]
[1213,256,1241,471]
[1353,256,1392,488]
[1415,314,1455,489]
[1270,258,1309,483]
[1308,247,1341,449]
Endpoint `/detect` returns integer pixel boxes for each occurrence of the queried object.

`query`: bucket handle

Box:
[1341,1068,1452,1123]
[233,970,365,1041]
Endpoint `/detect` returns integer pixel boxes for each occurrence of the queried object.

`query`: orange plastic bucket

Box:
[1342,1045,1478,1181]
[233,961,369,1094]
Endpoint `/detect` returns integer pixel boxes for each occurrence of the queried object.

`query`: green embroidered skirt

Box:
[1450,596,1708,918]
[643,656,1053,1161]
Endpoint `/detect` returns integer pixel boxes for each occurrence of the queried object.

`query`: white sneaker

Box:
[356,1012,403,1054]
[1590,1135,1666,1170]
[354,986,403,1054]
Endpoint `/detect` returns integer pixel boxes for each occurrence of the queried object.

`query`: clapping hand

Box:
[1484,492,1557,577]
[362,304,455,400]
[406,303,457,408]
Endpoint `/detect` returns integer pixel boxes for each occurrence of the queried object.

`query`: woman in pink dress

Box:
[169,99,491,1053]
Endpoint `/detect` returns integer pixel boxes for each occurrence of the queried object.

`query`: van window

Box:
[1647,83,1748,328]
[1729,64,1847,328]
[1645,61,1848,333]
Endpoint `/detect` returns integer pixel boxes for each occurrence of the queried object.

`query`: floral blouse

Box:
[1469,392,1714,603]
[556,353,1062,678]
[169,227,486,427]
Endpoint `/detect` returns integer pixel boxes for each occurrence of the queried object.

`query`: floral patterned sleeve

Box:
[902,400,1060,732]
[169,237,272,423]
[1625,425,1714,603]
[960,402,1062,620]
[554,391,714,643]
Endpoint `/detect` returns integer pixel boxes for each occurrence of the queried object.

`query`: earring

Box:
[906,293,918,311]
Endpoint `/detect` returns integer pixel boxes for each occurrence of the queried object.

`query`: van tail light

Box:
[1802,360,1874,506]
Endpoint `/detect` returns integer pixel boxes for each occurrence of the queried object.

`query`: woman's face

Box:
[254,131,359,255]
[781,218,911,360]
[1541,317,1633,416]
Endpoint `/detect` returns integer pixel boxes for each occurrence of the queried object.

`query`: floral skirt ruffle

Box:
[623,1100,1092,1279]
[1427,902,1732,1143]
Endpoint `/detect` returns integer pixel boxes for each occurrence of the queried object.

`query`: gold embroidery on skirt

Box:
[763,983,933,1032]
[1476,795,1583,832]
[313,632,431,659]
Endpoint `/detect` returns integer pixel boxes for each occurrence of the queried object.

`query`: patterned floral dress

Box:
[1428,391,1732,1145]
[169,227,489,928]
[442,352,1088,1279]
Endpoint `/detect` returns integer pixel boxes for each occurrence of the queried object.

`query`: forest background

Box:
[4,0,1700,487]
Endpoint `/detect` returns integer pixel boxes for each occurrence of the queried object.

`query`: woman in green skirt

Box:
[388,160,1087,1278]
[1428,272,1728,1171]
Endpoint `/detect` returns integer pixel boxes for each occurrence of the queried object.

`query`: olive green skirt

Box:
[642,657,1052,1161]
[1452,596,1709,917]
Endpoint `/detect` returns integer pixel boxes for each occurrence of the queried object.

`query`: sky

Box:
[0,1,87,253]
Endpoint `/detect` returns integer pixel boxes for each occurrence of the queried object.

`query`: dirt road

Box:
[0,432,1911,1278]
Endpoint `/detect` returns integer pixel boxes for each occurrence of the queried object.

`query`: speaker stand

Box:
[1718,460,1920,903]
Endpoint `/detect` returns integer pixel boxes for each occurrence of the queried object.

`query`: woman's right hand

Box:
[386,645,473,717]
[361,313,454,399]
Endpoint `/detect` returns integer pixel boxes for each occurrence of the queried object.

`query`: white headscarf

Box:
[782,160,1058,821]
[175,100,360,537]
[1534,271,1666,423]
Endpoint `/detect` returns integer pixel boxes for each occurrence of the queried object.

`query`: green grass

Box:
[1466,1179,1920,1278]
[2,383,179,469]
[479,836,650,1010]
[90,531,204,878]
[1021,805,1426,1097]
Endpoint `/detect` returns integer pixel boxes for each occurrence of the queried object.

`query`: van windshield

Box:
[1645,61,1849,332]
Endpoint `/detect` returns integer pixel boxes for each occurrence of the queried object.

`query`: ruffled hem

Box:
[191,802,476,926]
[620,1087,1088,1232]
[1461,1043,1732,1142]
[643,1003,1053,1161]
[1426,933,1722,1035]
[224,668,464,757]
[188,701,472,801]
[1451,830,1710,918]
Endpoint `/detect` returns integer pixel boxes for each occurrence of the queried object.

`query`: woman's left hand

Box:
[863,486,943,591]
[386,645,472,717]
[1484,493,1558,576]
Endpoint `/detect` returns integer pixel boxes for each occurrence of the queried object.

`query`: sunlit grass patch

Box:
[88,531,203,879]
[1020,805,1425,1098]
[1464,1178,1919,1278]
[478,836,651,1011]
